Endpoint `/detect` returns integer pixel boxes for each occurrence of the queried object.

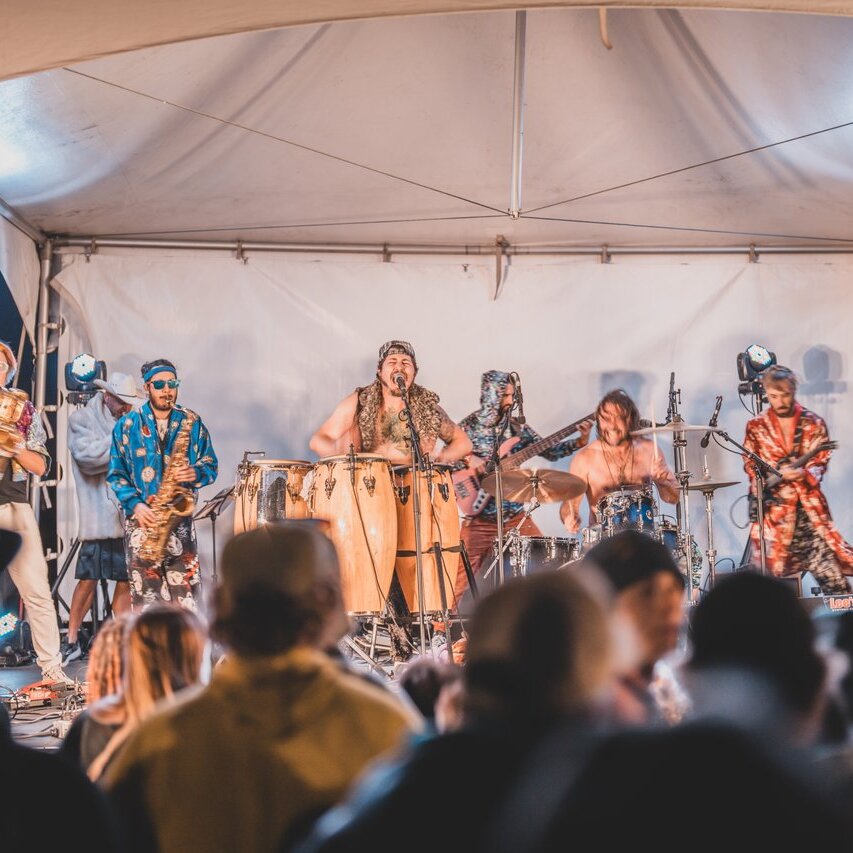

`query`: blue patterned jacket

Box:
[107,402,218,516]
[458,370,579,519]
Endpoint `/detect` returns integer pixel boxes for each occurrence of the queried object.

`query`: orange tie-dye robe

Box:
[743,402,853,577]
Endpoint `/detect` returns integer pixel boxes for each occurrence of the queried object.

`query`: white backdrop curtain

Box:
[50,250,853,607]
[0,218,39,337]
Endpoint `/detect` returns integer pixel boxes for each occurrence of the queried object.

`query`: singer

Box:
[743,364,853,594]
[560,389,679,535]
[308,340,471,466]
[451,370,593,611]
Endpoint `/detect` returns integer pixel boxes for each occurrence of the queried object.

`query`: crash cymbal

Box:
[631,421,724,437]
[685,479,740,492]
[481,468,586,503]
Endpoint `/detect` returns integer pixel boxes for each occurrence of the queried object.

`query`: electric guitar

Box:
[452,412,595,517]
[764,440,837,490]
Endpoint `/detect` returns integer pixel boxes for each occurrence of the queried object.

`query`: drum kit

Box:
[470,379,745,597]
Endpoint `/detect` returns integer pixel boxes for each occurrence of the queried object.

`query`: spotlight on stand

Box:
[737,344,776,399]
[65,353,106,406]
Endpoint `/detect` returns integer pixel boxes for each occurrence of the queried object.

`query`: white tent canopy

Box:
[3,8,853,257]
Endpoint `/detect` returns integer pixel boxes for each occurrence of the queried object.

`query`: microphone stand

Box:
[483,402,516,587]
[396,381,430,656]
[711,428,781,576]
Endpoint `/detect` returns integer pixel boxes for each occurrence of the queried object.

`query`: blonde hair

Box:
[88,604,207,781]
[761,365,798,392]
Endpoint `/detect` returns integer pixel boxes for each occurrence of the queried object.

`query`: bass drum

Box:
[595,484,657,535]
[505,535,581,576]
[233,459,313,535]
[657,519,703,592]
[392,463,461,614]
[310,454,397,614]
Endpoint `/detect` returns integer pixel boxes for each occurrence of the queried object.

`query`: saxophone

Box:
[138,410,197,564]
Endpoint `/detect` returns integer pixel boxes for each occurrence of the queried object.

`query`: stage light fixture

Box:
[737,344,776,381]
[64,352,106,405]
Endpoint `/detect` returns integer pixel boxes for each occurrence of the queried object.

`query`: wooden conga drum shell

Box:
[233,459,313,535]
[393,464,461,614]
[310,454,397,614]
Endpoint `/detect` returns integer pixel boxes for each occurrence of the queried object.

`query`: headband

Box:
[143,363,178,383]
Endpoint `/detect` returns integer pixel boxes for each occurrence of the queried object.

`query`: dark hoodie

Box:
[457,370,580,519]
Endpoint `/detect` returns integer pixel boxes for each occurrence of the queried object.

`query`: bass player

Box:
[451,370,593,610]
[743,364,853,594]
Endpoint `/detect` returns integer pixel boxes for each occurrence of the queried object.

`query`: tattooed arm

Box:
[433,406,473,464]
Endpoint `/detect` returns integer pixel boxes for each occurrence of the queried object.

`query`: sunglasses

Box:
[148,379,180,390]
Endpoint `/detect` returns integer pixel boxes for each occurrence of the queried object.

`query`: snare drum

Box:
[233,459,313,535]
[595,485,657,534]
[310,454,397,614]
[392,463,461,614]
[505,535,581,576]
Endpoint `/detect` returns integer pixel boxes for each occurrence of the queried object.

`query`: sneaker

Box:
[41,666,75,687]
[61,638,83,664]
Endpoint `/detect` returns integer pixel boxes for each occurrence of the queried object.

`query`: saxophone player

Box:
[107,359,218,611]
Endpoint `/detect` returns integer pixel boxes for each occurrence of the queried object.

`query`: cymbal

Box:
[631,421,724,437]
[481,468,586,503]
[685,479,740,492]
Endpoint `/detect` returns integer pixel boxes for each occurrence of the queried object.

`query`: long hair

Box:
[595,389,642,435]
[88,604,207,782]
[85,614,132,703]
[122,604,206,723]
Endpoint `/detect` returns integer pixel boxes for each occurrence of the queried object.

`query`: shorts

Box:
[75,537,129,582]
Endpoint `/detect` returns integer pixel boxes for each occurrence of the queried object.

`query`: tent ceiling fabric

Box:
[3,8,853,249]
[3,1,853,83]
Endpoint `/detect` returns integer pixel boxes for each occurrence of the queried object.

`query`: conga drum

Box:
[233,459,313,535]
[309,454,397,614]
[392,463,461,614]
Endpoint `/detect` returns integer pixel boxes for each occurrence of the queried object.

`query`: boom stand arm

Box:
[398,387,430,655]
[712,428,781,576]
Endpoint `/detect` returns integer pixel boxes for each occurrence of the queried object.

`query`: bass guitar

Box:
[452,412,595,517]
[764,440,837,490]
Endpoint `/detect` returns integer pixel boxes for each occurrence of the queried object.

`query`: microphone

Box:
[393,373,407,393]
[511,373,525,424]
[700,396,723,449]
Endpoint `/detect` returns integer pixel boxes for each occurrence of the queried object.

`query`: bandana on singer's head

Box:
[377,340,417,372]
[142,362,178,383]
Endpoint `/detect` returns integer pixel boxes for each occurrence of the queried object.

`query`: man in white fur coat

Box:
[63,373,142,662]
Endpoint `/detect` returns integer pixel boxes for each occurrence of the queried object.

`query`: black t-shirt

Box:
[0,461,26,504]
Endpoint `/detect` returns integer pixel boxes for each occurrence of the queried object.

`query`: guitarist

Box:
[743,365,853,594]
[452,370,593,610]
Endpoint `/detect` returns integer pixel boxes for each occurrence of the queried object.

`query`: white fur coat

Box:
[67,393,125,540]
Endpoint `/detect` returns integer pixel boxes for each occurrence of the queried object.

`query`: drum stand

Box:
[666,379,698,599]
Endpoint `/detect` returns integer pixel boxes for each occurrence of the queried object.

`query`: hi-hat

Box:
[685,479,739,492]
[631,421,724,437]
[481,468,586,503]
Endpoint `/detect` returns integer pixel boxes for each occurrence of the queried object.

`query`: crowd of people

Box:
[2,336,853,850]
